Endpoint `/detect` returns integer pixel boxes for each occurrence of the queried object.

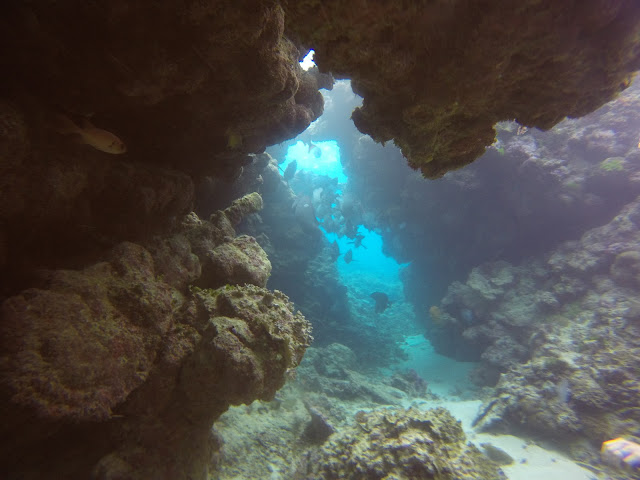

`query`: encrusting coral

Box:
[284,0,640,178]
[297,407,506,479]
[0,193,312,480]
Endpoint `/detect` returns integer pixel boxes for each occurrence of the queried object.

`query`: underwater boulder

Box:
[297,407,506,479]
[201,235,272,289]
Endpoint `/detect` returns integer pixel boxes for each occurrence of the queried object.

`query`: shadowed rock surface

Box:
[424,196,640,465]
[0,196,312,479]
[2,1,640,479]
[285,0,640,178]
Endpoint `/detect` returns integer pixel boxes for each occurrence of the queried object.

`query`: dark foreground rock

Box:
[0,195,312,480]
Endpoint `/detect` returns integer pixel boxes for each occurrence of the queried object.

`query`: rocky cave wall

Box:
[284,0,640,177]
[2,1,640,478]
[440,195,640,463]
[343,80,640,311]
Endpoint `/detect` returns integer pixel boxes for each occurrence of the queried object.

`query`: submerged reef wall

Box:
[284,0,640,178]
[344,79,640,311]
[0,196,312,480]
[296,407,505,479]
[2,1,640,478]
[0,1,327,297]
[432,195,640,462]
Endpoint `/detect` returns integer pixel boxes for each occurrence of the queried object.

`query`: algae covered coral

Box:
[0,194,311,479]
[298,407,505,479]
[2,0,640,479]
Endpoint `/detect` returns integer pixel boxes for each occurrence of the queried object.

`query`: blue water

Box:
[323,225,407,300]
[280,140,348,183]
[279,99,474,390]
[283,139,420,338]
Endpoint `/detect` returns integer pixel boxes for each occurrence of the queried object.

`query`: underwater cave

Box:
[2,1,640,479]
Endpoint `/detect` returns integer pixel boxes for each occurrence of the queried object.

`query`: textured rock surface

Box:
[341,80,640,312]
[0,2,324,174]
[297,407,506,479]
[1,242,174,422]
[285,0,640,178]
[0,1,326,297]
[0,195,312,480]
[424,196,640,466]
[2,1,640,478]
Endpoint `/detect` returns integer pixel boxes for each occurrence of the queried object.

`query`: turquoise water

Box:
[281,140,348,183]
[282,138,408,325]
[323,225,407,302]
[281,138,427,354]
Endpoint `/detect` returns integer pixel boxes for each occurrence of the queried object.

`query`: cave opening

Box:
[3,3,640,477]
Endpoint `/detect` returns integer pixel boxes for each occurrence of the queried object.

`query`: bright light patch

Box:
[323,225,409,295]
[299,50,316,70]
[281,140,347,183]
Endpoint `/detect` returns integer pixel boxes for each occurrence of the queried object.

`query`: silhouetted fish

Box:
[283,160,297,182]
[370,292,391,314]
[348,234,366,249]
[309,143,322,158]
[330,240,340,261]
[344,249,353,264]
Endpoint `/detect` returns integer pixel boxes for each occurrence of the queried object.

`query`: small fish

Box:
[344,249,353,264]
[330,240,340,261]
[370,292,391,314]
[308,143,322,158]
[348,234,367,249]
[283,160,297,182]
[55,114,126,154]
[556,378,570,404]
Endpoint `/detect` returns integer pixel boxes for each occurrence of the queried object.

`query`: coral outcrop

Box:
[296,407,505,479]
[343,78,640,311]
[285,0,640,178]
[426,196,640,466]
[0,194,312,480]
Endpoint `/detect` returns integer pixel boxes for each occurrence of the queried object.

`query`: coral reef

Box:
[297,343,433,408]
[0,194,312,480]
[3,1,640,478]
[342,78,640,312]
[285,0,640,178]
[0,1,327,298]
[213,340,435,480]
[296,407,505,479]
[425,196,640,465]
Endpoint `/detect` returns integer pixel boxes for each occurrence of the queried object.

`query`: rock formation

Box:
[2,1,640,478]
[296,407,505,479]
[0,196,312,479]
[428,196,640,463]
[284,0,640,177]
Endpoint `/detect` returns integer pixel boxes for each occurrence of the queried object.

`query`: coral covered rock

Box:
[0,242,174,421]
[223,191,264,226]
[426,195,640,468]
[183,284,312,408]
[0,198,311,480]
[297,407,505,479]
[285,0,640,178]
[94,284,312,480]
[201,235,272,289]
